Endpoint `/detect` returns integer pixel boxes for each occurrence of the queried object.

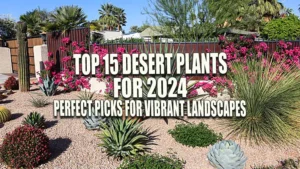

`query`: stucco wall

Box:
[0,47,13,73]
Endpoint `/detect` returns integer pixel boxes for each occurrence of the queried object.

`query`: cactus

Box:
[40,75,58,96]
[16,22,30,92]
[83,108,107,130]
[207,140,247,169]
[23,112,46,129]
[0,106,11,123]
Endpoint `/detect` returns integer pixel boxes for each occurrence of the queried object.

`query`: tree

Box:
[248,0,283,21]
[130,24,150,33]
[144,0,215,40]
[261,14,300,40]
[113,7,126,31]
[20,8,49,36]
[0,18,16,40]
[46,5,87,32]
[98,3,126,31]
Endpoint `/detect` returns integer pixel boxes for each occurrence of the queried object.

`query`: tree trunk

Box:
[16,22,30,92]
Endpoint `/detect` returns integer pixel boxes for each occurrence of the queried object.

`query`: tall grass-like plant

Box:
[227,58,300,145]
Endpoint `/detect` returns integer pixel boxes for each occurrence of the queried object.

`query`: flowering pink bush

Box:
[39,37,90,91]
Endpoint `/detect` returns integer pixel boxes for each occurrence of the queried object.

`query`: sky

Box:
[0,0,299,33]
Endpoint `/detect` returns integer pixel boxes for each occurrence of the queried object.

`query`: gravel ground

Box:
[0,86,300,169]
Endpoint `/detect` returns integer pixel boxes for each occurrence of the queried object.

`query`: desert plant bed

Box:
[0,86,300,169]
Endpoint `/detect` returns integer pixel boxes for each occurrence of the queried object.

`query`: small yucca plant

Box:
[227,58,300,145]
[23,112,46,129]
[29,95,49,108]
[98,118,153,159]
[77,90,96,101]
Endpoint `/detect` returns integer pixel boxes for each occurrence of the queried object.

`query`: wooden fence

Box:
[6,37,43,75]
[94,40,300,54]
[46,27,90,71]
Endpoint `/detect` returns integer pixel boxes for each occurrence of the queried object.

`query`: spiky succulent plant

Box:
[0,106,11,123]
[98,118,152,159]
[83,108,107,130]
[23,112,46,129]
[77,90,96,101]
[39,75,58,96]
[207,140,247,169]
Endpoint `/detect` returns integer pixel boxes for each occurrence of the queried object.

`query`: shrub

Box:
[98,118,153,159]
[168,122,222,147]
[252,158,300,169]
[4,76,18,90]
[23,112,46,129]
[262,14,300,40]
[207,140,247,169]
[0,106,11,123]
[118,153,185,169]
[226,58,300,144]
[0,126,50,168]
[29,95,49,107]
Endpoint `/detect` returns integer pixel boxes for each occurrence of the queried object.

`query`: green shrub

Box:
[23,112,46,129]
[29,95,49,107]
[98,118,153,159]
[262,14,300,40]
[118,153,185,169]
[168,122,222,147]
[227,58,300,144]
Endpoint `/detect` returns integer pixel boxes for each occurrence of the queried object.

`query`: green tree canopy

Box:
[130,24,150,33]
[261,14,300,40]
[0,18,16,40]
[20,8,49,36]
[98,3,127,31]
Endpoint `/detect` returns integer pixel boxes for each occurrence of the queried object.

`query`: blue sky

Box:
[0,0,299,32]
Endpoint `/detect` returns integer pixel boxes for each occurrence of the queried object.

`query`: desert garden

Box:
[1,0,300,169]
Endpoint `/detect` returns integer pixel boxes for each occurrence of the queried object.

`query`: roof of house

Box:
[140,27,163,37]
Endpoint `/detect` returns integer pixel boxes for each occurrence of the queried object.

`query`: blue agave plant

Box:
[39,75,58,96]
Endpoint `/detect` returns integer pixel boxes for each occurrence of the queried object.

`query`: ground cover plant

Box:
[168,122,222,147]
[0,125,50,168]
[118,153,185,169]
[207,140,247,169]
[98,118,154,159]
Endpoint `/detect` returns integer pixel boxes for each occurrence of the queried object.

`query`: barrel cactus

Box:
[0,106,11,123]
[207,140,247,169]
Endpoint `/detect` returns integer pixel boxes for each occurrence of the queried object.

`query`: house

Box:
[140,27,173,42]
[92,30,123,41]
[122,33,141,39]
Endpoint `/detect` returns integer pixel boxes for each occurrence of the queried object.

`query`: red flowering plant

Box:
[0,125,51,169]
[39,37,91,91]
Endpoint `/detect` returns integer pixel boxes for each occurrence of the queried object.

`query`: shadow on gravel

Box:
[49,138,72,161]
[45,120,58,129]
[0,100,14,104]
[0,123,3,128]
[10,113,23,121]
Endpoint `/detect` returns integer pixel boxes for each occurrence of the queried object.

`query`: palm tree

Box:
[99,3,116,30]
[20,8,49,36]
[49,5,87,32]
[113,7,126,31]
[249,0,283,21]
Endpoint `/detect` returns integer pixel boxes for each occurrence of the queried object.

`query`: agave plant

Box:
[207,140,247,169]
[83,108,107,130]
[23,112,46,129]
[98,118,152,159]
[39,75,58,96]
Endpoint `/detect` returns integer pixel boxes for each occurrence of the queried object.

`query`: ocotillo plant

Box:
[16,22,30,92]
